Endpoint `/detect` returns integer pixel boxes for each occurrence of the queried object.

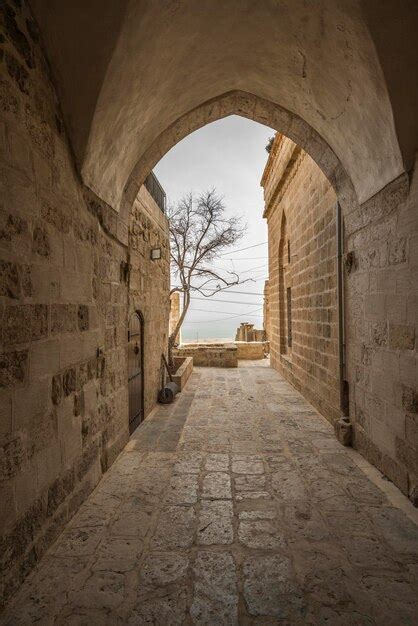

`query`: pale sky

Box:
[154,115,274,341]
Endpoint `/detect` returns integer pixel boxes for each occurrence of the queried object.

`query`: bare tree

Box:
[168,190,246,364]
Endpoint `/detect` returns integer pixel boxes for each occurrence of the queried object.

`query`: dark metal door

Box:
[128,312,144,434]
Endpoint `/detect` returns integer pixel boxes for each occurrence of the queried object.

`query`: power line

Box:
[172,287,264,298]
[238,264,268,274]
[219,241,267,256]
[189,306,263,316]
[185,316,263,324]
[193,289,265,296]
[220,256,268,261]
[185,308,263,324]
[192,296,263,305]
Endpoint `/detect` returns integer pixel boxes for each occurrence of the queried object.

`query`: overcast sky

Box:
[154,115,274,341]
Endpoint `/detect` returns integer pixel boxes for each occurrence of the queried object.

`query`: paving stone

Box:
[205,453,229,471]
[238,509,276,520]
[283,502,330,541]
[191,551,238,625]
[234,474,266,491]
[202,472,232,499]
[340,535,401,570]
[109,499,153,538]
[151,506,196,549]
[128,586,189,625]
[367,506,418,554]
[140,552,189,585]
[197,500,234,545]
[231,456,264,474]
[92,536,143,572]
[51,527,104,557]
[243,555,303,618]
[235,490,272,501]
[165,473,199,504]
[173,452,203,474]
[74,570,126,610]
[271,469,308,500]
[238,518,286,549]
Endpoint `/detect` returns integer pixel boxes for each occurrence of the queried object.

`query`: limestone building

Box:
[262,134,340,421]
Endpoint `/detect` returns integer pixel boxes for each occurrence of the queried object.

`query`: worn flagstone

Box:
[1,362,418,625]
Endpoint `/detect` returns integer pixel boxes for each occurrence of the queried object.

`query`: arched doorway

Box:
[128,311,145,434]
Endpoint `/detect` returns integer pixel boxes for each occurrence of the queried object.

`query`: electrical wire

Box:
[184,308,264,324]
[218,241,267,256]
[192,296,263,305]
[189,306,263,316]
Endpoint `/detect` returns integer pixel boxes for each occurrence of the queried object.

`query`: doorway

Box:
[128,311,145,434]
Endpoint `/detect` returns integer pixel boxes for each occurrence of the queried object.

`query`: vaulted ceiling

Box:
[30,0,418,210]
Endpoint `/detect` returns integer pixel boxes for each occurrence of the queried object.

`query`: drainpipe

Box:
[337,201,349,417]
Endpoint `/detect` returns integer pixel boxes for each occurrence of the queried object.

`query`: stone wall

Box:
[263,135,340,422]
[0,0,169,606]
[345,167,418,503]
[235,342,267,360]
[174,343,238,367]
[129,186,170,417]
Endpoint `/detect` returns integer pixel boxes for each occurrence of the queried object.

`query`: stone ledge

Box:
[171,356,193,391]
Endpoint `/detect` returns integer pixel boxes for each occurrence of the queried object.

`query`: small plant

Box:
[265,136,275,154]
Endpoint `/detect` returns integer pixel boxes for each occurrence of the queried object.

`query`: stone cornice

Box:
[263,144,304,220]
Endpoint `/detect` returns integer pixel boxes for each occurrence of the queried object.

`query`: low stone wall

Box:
[174,344,238,367]
[236,341,269,360]
[171,356,193,391]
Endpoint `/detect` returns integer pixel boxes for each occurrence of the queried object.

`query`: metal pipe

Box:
[336,201,349,416]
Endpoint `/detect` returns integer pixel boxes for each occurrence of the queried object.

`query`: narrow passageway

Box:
[2,364,418,625]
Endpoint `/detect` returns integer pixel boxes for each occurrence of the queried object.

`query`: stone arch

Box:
[119,90,358,225]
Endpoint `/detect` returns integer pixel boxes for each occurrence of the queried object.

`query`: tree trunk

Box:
[168,289,190,368]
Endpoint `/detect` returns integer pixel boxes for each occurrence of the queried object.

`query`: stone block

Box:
[32,224,50,257]
[0,259,20,299]
[388,237,407,265]
[77,304,89,331]
[396,437,418,477]
[13,377,50,431]
[0,349,28,388]
[51,373,62,405]
[0,482,17,533]
[40,201,71,234]
[405,414,418,449]
[400,384,418,413]
[0,393,12,439]
[29,339,60,380]
[2,304,48,346]
[63,368,76,396]
[389,324,415,350]
[51,303,77,335]
[30,264,60,300]
[371,322,388,347]
[0,434,25,479]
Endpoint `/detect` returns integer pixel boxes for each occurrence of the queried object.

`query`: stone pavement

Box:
[2,363,418,625]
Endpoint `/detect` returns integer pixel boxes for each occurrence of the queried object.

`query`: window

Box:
[287,239,290,263]
[287,286,292,348]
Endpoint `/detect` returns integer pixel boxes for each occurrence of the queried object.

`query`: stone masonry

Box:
[0,1,169,608]
[262,134,340,422]
[129,185,170,418]
[1,363,418,624]
[344,161,418,504]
